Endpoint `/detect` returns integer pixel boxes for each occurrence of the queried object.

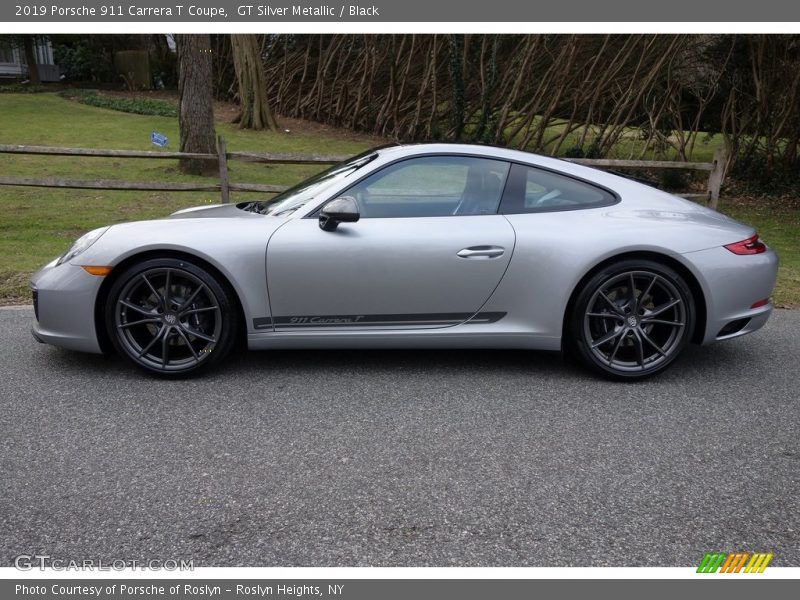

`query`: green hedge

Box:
[0,83,47,94]
[58,89,177,117]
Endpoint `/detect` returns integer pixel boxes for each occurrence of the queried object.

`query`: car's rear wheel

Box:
[568,259,695,380]
[105,258,238,376]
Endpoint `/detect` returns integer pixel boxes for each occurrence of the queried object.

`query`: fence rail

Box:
[0,143,351,165]
[0,140,726,208]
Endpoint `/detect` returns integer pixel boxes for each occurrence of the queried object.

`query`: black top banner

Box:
[5,0,800,22]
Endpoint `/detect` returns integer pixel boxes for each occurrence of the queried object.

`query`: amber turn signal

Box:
[81,266,113,276]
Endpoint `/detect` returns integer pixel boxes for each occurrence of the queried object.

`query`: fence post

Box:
[217,135,230,204]
[706,147,726,210]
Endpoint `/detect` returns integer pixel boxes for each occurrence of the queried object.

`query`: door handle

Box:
[457,246,505,259]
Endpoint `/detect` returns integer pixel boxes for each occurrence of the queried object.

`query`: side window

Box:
[500,163,616,214]
[342,156,510,218]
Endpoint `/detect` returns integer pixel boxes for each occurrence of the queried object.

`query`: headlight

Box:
[56,226,110,266]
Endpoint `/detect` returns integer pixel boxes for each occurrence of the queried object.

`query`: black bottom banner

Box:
[3,579,797,600]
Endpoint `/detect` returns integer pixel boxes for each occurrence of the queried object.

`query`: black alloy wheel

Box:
[105,258,238,376]
[569,259,695,380]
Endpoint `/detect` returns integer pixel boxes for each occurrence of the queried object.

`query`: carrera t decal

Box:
[253,312,506,330]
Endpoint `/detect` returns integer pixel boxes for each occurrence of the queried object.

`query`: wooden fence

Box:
[0,139,726,208]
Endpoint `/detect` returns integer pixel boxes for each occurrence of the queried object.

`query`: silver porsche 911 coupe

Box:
[30,143,778,380]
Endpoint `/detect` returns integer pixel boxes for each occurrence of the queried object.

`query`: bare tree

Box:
[176,34,217,175]
[22,36,41,84]
[231,34,278,130]
[248,34,800,179]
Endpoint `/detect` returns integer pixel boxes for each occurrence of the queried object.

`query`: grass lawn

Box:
[719,198,800,309]
[0,92,377,303]
[502,116,723,163]
[0,92,798,307]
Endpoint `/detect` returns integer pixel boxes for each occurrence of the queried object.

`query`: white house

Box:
[0,38,60,82]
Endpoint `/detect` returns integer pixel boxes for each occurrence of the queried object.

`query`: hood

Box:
[168,203,261,219]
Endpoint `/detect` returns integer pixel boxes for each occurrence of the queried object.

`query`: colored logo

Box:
[697,552,773,573]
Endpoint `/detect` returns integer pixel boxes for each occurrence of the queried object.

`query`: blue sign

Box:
[150,131,168,147]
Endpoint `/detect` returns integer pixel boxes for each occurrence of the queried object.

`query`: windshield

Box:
[237,149,381,217]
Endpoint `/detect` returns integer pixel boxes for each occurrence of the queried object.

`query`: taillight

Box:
[724,234,766,255]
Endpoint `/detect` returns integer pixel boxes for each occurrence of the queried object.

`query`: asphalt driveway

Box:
[1,306,798,566]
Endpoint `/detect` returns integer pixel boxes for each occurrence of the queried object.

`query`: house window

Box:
[0,46,15,64]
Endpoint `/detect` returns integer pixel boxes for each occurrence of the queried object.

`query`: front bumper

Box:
[30,259,105,354]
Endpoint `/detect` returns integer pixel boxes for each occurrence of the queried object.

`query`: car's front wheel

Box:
[105,257,238,376]
[568,259,696,380]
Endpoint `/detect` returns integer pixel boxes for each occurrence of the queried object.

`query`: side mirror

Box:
[319,196,360,231]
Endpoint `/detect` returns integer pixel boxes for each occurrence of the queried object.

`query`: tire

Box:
[105,257,238,376]
[567,259,695,381]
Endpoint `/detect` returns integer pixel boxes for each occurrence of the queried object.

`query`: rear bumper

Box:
[30,325,45,344]
[30,259,104,354]
[683,245,778,345]
[708,303,773,342]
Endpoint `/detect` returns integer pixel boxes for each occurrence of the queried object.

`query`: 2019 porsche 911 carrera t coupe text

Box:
[30,144,778,380]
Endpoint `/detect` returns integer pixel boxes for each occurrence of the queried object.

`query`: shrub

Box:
[659,168,691,191]
[563,144,604,159]
[52,38,115,82]
[0,83,47,93]
[731,152,800,195]
[58,89,177,117]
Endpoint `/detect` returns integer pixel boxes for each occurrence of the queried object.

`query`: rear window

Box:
[500,163,617,214]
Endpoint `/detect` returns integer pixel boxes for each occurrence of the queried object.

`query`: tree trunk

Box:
[23,36,40,85]
[176,34,218,175]
[231,34,278,130]
[448,34,465,140]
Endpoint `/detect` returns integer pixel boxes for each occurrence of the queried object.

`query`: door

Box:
[265,155,515,331]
